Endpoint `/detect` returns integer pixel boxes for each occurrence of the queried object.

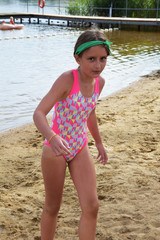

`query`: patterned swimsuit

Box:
[44,69,99,162]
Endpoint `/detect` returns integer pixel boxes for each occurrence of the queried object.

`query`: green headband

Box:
[75,40,112,55]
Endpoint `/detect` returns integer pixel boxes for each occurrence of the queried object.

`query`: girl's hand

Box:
[96,143,108,165]
[49,135,70,156]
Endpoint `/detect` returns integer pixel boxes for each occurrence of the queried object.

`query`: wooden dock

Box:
[0,12,160,28]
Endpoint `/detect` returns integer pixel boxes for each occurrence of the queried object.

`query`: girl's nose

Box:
[94,60,101,69]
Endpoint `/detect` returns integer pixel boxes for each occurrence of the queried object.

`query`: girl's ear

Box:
[74,54,80,65]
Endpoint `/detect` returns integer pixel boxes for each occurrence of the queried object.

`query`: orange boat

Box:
[0,23,24,30]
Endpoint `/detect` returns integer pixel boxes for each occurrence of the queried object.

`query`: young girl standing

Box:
[33,29,111,240]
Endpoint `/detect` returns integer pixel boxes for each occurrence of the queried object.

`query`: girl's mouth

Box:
[93,71,100,74]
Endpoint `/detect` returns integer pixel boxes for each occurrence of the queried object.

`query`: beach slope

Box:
[0,71,160,240]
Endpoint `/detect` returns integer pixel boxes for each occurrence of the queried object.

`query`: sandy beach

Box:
[0,70,160,240]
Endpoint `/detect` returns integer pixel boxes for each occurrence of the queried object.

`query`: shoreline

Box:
[0,68,159,136]
[0,70,160,239]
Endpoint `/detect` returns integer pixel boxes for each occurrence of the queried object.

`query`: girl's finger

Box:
[52,148,61,156]
[62,139,70,149]
[97,153,100,159]
[61,144,71,155]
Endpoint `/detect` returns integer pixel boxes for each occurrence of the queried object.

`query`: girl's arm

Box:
[87,109,108,165]
[33,71,73,156]
[87,75,108,165]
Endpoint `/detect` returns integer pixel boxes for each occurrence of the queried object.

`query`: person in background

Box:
[9,16,15,24]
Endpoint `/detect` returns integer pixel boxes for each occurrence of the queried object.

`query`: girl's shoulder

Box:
[54,70,74,101]
[57,70,74,86]
[98,75,105,94]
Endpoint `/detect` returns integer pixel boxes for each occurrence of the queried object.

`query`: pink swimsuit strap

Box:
[70,69,99,96]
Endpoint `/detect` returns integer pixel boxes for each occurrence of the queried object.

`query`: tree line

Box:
[67,0,160,18]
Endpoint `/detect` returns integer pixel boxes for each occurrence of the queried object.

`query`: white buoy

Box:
[26,35,31,38]
[19,36,24,39]
[40,34,44,37]
[34,35,38,38]
[46,34,51,37]
[52,34,56,36]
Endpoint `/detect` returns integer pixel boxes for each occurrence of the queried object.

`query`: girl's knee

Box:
[44,202,61,217]
[90,199,99,216]
[82,198,99,218]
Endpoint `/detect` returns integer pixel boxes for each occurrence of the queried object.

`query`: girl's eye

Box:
[101,57,107,61]
[88,57,94,61]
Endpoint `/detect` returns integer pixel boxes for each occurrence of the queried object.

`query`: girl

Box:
[33,29,111,240]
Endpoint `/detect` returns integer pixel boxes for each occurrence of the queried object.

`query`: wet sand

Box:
[0,70,160,240]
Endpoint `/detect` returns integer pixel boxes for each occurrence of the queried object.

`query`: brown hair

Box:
[74,29,110,56]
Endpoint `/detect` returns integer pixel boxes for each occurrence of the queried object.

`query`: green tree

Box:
[67,0,91,15]
[67,0,159,18]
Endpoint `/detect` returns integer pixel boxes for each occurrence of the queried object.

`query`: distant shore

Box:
[0,70,160,239]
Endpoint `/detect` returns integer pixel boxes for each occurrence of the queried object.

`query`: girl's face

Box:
[75,45,108,79]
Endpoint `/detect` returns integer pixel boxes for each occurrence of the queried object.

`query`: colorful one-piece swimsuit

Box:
[44,69,99,162]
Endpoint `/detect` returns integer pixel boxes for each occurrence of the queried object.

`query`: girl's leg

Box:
[68,145,99,240]
[41,145,67,240]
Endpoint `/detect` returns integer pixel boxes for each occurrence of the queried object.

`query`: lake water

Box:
[0,1,160,133]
